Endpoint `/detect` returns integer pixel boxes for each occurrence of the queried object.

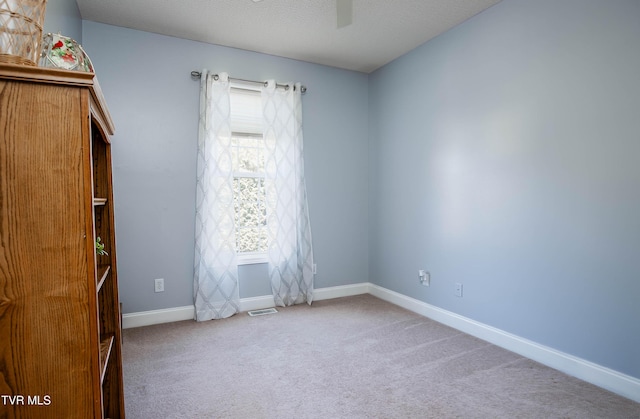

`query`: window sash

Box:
[229,85,268,262]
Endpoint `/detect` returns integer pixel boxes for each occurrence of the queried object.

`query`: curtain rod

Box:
[190,71,307,94]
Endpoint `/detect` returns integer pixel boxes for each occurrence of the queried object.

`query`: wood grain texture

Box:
[0,79,94,418]
[0,62,114,136]
[0,66,124,418]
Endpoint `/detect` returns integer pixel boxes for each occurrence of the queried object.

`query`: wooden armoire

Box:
[0,63,125,418]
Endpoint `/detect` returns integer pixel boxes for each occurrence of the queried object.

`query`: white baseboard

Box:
[122,305,195,329]
[239,295,275,312]
[367,283,640,404]
[314,282,370,301]
[122,283,368,329]
[122,282,640,403]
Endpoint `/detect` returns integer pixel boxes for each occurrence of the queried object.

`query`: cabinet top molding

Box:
[0,62,115,135]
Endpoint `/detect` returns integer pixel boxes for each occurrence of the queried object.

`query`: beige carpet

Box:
[122,294,639,418]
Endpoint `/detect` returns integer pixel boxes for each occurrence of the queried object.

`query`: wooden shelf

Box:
[1,63,124,418]
[99,335,115,384]
[97,265,111,292]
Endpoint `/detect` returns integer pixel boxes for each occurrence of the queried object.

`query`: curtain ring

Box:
[213,74,219,81]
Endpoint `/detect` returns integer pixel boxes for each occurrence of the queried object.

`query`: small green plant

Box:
[95,237,108,256]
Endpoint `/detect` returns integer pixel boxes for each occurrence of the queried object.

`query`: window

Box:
[194,72,313,316]
[229,85,268,264]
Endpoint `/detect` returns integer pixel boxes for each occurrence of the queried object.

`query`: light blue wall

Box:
[369,0,640,379]
[43,0,82,43]
[77,0,639,380]
[81,21,370,314]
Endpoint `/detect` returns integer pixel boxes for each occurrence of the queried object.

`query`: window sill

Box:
[238,252,268,265]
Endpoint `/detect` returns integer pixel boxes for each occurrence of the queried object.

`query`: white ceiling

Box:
[76,0,502,73]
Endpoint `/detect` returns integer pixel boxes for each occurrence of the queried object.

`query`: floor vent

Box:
[248,308,278,317]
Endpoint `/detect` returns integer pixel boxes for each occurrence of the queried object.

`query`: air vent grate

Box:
[248,308,278,317]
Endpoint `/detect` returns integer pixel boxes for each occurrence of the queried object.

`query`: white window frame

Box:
[230,84,268,265]
[237,251,268,265]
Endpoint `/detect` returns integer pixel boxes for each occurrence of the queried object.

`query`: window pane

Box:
[235,178,265,208]
[231,135,265,174]
[234,177,267,253]
[236,226,268,253]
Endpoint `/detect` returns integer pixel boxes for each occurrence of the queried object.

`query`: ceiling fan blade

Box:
[336,0,353,28]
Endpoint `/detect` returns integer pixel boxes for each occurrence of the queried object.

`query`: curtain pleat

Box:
[263,81,314,306]
[193,71,240,321]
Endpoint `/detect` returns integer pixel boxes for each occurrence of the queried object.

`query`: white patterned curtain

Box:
[262,81,314,306]
[193,71,240,321]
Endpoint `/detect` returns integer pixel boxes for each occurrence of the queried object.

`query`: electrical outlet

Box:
[154,278,164,293]
[455,282,463,297]
[419,270,430,286]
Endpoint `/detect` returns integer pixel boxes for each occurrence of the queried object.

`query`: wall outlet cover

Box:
[154,278,164,293]
[419,270,430,286]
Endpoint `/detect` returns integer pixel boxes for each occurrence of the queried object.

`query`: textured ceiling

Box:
[76,0,502,73]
